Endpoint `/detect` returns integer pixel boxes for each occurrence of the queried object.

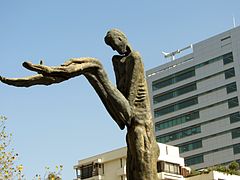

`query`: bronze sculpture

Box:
[0,29,159,180]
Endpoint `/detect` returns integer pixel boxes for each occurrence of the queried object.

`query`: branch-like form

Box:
[0,58,132,129]
[0,58,100,87]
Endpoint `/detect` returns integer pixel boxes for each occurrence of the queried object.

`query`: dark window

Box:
[177,98,198,110]
[185,154,204,166]
[154,97,198,118]
[81,164,93,179]
[152,78,173,91]
[152,52,232,91]
[153,92,174,104]
[225,68,235,79]
[157,161,180,174]
[232,128,240,139]
[221,36,231,41]
[228,97,239,108]
[226,82,237,94]
[152,67,195,91]
[233,144,240,154]
[177,83,197,96]
[179,140,202,153]
[155,111,199,131]
[154,105,175,117]
[230,112,240,123]
[195,55,222,69]
[153,83,197,104]
[175,69,195,83]
[156,126,201,143]
[223,52,233,65]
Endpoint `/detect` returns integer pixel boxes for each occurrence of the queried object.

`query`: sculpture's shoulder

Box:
[129,51,142,60]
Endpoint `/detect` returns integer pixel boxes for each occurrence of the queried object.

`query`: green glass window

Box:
[225,68,235,79]
[179,140,202,153]
[226,82,237,94]
[177,98,198,110]
[228,97,239,108]
[195,55,222,69]
[152,67,195,91]
[154,97,198,118]
[154,105,174,117]
[152,52,232,91]
[153,83,197,104]
[155,111,200,131]
[175,69,195,83]
[232,128,240,139]
[152,78,173,91]
[185,154,204,166]
[177,83,197,96]
[153,92,174,104]
[230,112,240,124]
[156,126,201,143]
[233,144,240,154]
[223,52,233,65]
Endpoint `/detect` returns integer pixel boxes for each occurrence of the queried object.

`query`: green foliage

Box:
[229,161,239,171]
[0,116,24,179]
[207,161,240,175]
[188,161,240,177]
[187,168,201,177]
[33,165,63,180]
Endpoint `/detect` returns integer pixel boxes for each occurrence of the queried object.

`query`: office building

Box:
[146,26,240,169]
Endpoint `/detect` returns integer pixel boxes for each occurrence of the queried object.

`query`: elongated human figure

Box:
[0,29,159,180]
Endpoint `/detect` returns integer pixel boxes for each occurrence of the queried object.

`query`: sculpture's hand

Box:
[0,57,103,87]
[23,58,102,77]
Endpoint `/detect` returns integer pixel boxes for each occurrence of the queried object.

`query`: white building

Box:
[74,143,189,180]
[146,26,240,170]
[185,170,240,180]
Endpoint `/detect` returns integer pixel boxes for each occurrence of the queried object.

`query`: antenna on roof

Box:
[162,44,193,61]
[233,14,236,28]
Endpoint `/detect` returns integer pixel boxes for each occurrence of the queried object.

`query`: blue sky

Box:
[1,1,240,179]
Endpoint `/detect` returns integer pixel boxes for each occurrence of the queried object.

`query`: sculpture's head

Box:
[104,29,132,56]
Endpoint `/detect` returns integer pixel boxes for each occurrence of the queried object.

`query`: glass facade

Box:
[232,128,240,139]
[152,52,232,91]
[179,140,202,153]
[226,82,237,94]
[185,154,204,166]
[155,111,199,131]
[152,67,195,91]
[224,68,235,79]
[154,97,198,118]
[153,83,197,104]
[195,55,222,68]
[230,112,240,123]
[233,144,240,154]
[223,52,233,65]
[228,97,239,108]
[156,126,201,143]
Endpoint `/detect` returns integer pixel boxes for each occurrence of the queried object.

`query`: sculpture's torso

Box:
[113,51,159,180]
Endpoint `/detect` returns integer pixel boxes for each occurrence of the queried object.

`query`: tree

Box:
[0,115,24,180]
[33,165,63,180]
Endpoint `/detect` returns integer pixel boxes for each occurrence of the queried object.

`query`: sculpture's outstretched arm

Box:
[0,58,132,129]
[84,68,132,129]
[0,58,101,87]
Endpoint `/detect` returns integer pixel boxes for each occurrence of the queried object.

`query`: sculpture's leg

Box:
[126,122,159,180]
